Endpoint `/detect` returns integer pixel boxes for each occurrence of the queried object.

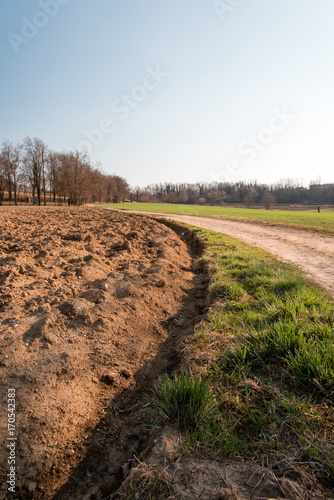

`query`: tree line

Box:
[0,137,129,205]
[1,137,332,208]
[130,179,334,208]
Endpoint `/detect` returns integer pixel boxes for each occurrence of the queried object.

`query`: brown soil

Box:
[131,212,334,297]
[0,207,207,499]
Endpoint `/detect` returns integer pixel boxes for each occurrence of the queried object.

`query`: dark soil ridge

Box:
[45,219,209,500]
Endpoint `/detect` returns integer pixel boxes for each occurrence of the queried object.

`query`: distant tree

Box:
[104,175,116,204]
[131,186,142,203]
[58,151,92,205]
[113,175,129,203]
[89,167,105,203]
[0,155,6,204]
[197,197,206,206]
[47,151,61,203]
[207,189,220,205]
[178,188,189,204]
[262,192,276,210]
[243,193,254,208]
[0,140,22,205]
[23,137,48,205]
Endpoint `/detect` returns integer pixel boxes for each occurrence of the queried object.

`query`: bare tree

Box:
[89,168,105,203]
[0,154,6,205]
[197,197,206,206]
[243,193,254,208]
[46,151,61,203]
[104,175,116,203]
[262,192,276,210]
[131,186,142,203]
[0,140,22,205]
[23,137,48,205]
[111,175,129,203]
[58,151,93,205]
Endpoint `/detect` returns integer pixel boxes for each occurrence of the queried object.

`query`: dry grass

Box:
[110,458,172,500]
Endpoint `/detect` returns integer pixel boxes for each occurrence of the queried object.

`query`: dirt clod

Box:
[120,369,131,379]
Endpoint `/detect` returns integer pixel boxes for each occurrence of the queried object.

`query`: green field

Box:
[102,202,334,235]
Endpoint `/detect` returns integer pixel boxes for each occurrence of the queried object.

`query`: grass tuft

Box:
[152,372,216,431]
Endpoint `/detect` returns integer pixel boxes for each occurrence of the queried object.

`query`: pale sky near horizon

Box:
[0,1,333,188]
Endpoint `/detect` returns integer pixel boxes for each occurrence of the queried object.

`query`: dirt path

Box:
[128,211,334,297]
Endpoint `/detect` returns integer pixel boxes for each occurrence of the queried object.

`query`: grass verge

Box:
[152,226,334,490]
[102,202,334,235]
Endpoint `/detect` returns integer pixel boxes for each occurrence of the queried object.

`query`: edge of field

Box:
[101,203,334,236]
[113,218,334,499]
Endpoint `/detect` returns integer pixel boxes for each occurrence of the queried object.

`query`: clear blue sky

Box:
[1,1,333,188]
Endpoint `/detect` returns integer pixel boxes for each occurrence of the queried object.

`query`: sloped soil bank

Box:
[0,207,207,499]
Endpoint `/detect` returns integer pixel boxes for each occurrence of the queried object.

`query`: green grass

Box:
[151,225,334,486]
[152,372,216,430]
[102,202,334,235]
